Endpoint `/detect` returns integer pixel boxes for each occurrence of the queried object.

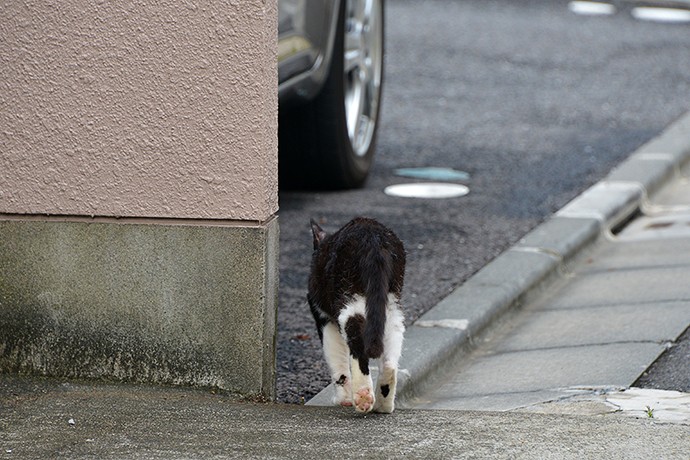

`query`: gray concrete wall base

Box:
[0,217,278,399]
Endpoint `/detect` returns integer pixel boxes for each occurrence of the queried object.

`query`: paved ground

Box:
[634,173,690,391]
[308,113,690,426]
[412,171,690,413]
[637,326,690,390]
[1,375,688,460]
[276,0,690,403]
[414,208,690,410]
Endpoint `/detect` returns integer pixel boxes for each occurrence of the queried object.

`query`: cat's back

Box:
[330,217,404,257]
[309,217,405,314]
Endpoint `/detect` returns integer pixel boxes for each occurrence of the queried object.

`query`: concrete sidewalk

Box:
[410,159,690,417]
[310,112,690,423]
[1,374,688,459]
[403,112,690,423]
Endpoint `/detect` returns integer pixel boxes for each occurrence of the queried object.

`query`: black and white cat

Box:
[308,217,406,413]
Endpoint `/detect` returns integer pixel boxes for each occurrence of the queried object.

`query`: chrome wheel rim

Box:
[344,0,383,157]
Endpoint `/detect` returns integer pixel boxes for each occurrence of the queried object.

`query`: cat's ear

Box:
[310,219,327,250]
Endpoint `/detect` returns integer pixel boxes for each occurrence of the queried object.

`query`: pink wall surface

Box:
[1,1,277,222]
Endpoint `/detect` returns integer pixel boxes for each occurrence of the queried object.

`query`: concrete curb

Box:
[308,111,690,408]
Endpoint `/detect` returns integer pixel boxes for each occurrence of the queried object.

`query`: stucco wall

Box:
[0,0,277,221]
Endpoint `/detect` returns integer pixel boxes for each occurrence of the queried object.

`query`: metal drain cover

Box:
[384,183,470,199]
[394,167,470,182]
[568,1,616,16]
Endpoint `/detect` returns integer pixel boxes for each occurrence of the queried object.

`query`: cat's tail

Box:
[363,246,392,359]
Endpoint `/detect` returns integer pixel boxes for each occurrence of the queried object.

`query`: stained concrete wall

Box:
[0,218,278,396]
[0,1,279,398]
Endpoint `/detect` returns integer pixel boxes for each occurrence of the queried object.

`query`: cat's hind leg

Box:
[350,354,374,413]
[339,296,375,413]
[321,322,353,406]
[374,297,405,413]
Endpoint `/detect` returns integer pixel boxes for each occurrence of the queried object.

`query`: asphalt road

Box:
[276,0,690,403]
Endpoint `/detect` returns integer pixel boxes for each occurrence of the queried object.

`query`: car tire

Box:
[279,0,385,190]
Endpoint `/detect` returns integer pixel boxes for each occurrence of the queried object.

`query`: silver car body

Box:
[278,0,341,107]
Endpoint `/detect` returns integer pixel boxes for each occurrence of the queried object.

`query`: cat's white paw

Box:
[354,386,375,413]
[373,391,394,413]
[333,378,353,407]
[373,367,397,413]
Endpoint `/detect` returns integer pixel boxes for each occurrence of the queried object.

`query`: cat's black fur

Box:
[308,217,405,405]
